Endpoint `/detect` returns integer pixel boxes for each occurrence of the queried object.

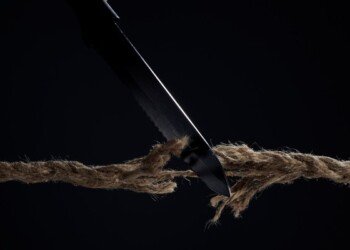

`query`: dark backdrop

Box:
[0,0,349,249]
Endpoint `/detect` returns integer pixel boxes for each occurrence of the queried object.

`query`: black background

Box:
[1,0,349,249]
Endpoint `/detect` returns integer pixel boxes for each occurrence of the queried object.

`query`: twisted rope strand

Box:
[1,137,350,223]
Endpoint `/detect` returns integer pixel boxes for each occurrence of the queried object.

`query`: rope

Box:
[1,136,350,224]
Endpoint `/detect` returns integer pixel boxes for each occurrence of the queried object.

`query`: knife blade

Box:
[67,0,231,197]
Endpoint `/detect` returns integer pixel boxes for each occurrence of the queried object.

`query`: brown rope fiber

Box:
[1,136,350,223]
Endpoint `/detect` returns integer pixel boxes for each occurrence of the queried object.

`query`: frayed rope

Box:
[1,136,350,223]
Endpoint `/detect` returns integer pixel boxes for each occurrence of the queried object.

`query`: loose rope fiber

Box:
[1,136,350,223]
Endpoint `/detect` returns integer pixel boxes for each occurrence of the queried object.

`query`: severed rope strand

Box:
[1,136,350,223]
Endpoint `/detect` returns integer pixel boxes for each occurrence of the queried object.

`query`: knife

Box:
[67,0,231,197]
